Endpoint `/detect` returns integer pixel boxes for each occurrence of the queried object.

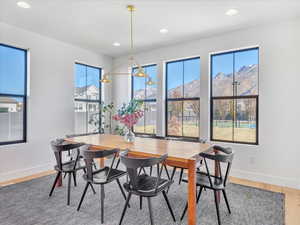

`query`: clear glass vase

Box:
[124,128,135,142]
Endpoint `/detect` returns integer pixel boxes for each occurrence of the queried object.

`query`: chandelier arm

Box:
[104,72,131,76]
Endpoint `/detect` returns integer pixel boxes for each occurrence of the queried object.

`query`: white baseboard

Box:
[0,163,53,183]
[231,169,299,190]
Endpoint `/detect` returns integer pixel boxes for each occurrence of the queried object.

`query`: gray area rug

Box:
[0,172,284,225]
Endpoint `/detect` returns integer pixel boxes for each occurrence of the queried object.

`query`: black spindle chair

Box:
[49,139,90,205]
[66,133,99,170]
[118,150,176,225]
[77,146,128,224]
[180,145,234,225]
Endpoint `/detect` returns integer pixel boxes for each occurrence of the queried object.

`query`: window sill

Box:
[0,140,27,147]
[210,139,259,146]
[135,133,157,138]
[165,136,200,143]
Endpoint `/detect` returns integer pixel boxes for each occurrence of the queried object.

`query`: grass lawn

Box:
[213,120,256,143]
[134,125,156,134]
[213,127,256,143]
[135,124,199,137]
[134,120,256,143]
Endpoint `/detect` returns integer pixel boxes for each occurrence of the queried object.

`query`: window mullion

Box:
[99,68,102,133]
[232,52,235,141]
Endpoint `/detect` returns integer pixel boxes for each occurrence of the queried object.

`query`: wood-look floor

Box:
[0,172,299,225]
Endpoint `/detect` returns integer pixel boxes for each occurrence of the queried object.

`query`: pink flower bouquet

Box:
[112,99,144,130]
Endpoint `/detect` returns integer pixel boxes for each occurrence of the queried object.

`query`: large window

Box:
[166,57,200,139]
[210,47,259,144]
[0,44,27,145]
[132,64,157,135]
[74,63,101,134]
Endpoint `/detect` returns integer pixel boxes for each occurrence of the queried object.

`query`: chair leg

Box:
[77,182,89,211]
[179,168,184,185]
[222,189,231,214]
[116,179,130,208]
[90,183,96,194]
[197,187,204,204]
[166,167,177,193]
[93,162,97,170]
[214,190,221,225]
[100,184,105,224]
[147,197,154,225]
[72,172,77,187]
[150,166,153,176]
[63,172,67,179]
[67,172,72,205]
[115,158,120,169]
[118,192,132,225]
[83,168,87,174]
[180,202,188,221]
[170,167,177,181]
[140,196,143,210]
[164,164,170,180]
[49,171,61,197]
[181,188,198,220]
[162,191,176,222]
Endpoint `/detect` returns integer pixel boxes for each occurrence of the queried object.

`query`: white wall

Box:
[0,22,112,182]
[112,19,300,189]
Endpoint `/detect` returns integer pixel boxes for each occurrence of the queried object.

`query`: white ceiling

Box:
[1,0,300,57]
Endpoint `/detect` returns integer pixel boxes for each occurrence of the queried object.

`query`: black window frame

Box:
[0,43,27,146]
[210,47,259,145]
[131,64,157,137]
[74,62,102,134]
[165,56,201,140]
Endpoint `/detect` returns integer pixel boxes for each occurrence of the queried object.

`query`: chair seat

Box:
[124,174,171,197]
[83,166,126,184]
[54,160,86,172]
[182,172,224,190]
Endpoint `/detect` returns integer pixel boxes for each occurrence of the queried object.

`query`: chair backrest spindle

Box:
[82,147,120,182]
[50,139,85,170]
[200,145,234,188]
[120,150,168,193]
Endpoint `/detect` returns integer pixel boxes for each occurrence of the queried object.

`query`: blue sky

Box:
[134,58,201,94]
[212,48,258,77]
[132,49,258,94]
[0,45,25,95]
[2,44,258,97]
[167,57,200,91]
[75,63,101,89]
[76,48,258,95]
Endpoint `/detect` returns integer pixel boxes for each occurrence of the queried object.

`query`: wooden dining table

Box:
[64,134,214,225]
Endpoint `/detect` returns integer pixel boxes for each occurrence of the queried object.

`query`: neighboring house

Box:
[0,97,19,112]
[74,85,99,112]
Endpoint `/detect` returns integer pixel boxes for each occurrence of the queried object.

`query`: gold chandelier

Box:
[100,5,154,85]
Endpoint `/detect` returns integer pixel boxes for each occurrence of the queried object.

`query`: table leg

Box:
[56,151,63,187]
[99,158,105,168]
[187,159,197,225]
[214,151,221,203]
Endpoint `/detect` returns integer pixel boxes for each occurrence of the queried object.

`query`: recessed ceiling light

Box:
[160,28,168,34]
[226,9,239,16]
[17,1,31,9]
[112,42,121,47]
